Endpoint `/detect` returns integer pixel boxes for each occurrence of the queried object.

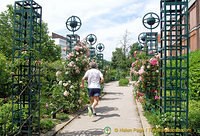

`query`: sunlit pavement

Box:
[56,81,143,136]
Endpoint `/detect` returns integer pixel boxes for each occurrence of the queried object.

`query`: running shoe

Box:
[88,106,92,117]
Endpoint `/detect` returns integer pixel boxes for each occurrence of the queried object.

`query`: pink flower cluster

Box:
[63,91,69,96]
[74,46,82,51]
[68,61,74,67]
[155,96,160,99]
[150,58,158,66]
[137,92,144,96]
[56,71,62,77]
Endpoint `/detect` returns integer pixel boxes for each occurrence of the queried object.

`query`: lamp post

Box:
[142,12,160,56]
[86,34,97,58]
[66,16,82,53]
[138,32,146,53]
[96,43,105,70]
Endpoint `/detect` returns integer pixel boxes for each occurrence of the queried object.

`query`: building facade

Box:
[189,0,200,51]
[52,32,67,58]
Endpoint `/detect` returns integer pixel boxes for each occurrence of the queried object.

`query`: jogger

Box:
[80,62,104,116]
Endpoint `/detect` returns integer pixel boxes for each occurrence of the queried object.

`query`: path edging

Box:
[130,80,153,136]
[42,92,106,136]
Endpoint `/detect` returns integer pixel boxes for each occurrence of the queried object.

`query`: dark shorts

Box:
[88,88,101,97]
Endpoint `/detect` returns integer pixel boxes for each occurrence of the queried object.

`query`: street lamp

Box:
[86,34,97,58]
[96,43,105,70]
[142,12,160,56]
[66,15,82,53]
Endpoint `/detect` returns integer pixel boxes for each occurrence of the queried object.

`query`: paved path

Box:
[57,81,143,136]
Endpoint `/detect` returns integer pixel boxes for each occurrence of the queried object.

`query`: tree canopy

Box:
[0,5,61,62]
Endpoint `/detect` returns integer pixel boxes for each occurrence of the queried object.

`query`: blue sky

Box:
[0,0,160,61]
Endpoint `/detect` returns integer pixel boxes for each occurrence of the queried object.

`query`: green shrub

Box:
[40,118,56,133]
[110,69,118,81]
[120,72,127,79]
[56,113,69,120]
[188,100,200,133]
[0,101,19,135]
[119,78,129,86]
[189,50,200,100]
[0,53,11,98]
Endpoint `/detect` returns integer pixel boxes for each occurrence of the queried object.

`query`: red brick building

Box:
[189,0,200,51]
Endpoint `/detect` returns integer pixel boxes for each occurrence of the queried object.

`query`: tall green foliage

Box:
[0,5,14,58]
[0,53,11,98]
[0,5,61,62]
[189,50,200,100]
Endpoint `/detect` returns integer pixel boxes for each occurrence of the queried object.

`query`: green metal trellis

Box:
[160,0,189,135]
[11,0,42,135]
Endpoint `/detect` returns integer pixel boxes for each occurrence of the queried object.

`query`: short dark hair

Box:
[90,62,97,68]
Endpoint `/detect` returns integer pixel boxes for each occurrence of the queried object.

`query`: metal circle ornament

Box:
[138,43,144,50]
[86,34,97,45]
[138,32,146,44]
[66,16,82,33]
[142,12,160,29]
[96,43,105,52]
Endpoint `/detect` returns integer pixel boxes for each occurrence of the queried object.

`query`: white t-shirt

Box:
[84,68,103,89]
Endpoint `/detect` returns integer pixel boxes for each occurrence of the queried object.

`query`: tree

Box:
[119,30,131,59]
[111,48,126,70]
[0,5,14,58]
[40,22,61,62]
[129,42,139,58]
[0,5,61,61]
[126,42,139,68]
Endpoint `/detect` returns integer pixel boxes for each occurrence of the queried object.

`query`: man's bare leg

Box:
[92,96,99,114]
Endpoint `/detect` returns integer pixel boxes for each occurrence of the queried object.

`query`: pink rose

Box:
[76,70,80,73]
[45,103,49,108]
[59,81,62,85]
[86,50,90,56]
[154,90,157,93]
[150,59,158,66]
[78,99,82,104]
[155,96,160,99]
[156,70,159,73]
[66,55,70,59]
[74,46,80,51]
[63,91,69,96]
[132,62,135,67]
[63,83,68,87]
[10,72,15,76]
[56,71,62,77]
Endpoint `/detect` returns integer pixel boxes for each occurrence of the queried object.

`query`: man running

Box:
[80,62,104,116]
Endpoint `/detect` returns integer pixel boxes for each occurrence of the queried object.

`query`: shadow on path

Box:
[92,113,120,122]
[95,106,118,114]
[58,128,104,136]
[105,92,124,95]
[100,97,121,101]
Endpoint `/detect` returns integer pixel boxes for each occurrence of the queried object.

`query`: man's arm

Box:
[100,77,104,84]
[80,77,85,88]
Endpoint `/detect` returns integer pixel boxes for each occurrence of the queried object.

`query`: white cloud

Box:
[0,0,160,61]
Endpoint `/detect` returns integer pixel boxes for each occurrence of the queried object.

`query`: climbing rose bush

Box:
[131,52,160,109]
[46,41,95,114]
